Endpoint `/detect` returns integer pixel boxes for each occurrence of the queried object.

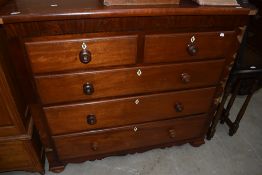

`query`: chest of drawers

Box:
[0,0,252,173]
[0,27,44,173]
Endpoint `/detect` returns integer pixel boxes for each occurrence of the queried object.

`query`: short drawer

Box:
[144,31,235,64]
[54,114,208,160]
[0,140,32,170]
[35,60,224,104]
[45,87,215,135]
[25,35,138,73]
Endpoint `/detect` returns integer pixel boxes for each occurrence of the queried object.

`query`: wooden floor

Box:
[3,90,262,175]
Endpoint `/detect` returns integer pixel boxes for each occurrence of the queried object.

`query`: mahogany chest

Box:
[0,26,44,173]
[0,0,251,173]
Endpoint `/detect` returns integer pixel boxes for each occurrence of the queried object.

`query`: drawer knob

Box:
[169,129,176,138]
[79,43,92,64]
[91,142,98,151]
[175,102,184,112]
[87,114,97,125]
[181,73,191,83]
[187,43,198,56]
[83,83,94,95]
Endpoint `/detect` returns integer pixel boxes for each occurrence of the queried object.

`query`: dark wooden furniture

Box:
[221,74,261,136]
[207,2,262,138]
[0,27,44,173]
[0,0,7,7]
[0,0,252,173]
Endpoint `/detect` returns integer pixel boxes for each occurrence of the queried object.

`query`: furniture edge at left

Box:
[0,25,45,174]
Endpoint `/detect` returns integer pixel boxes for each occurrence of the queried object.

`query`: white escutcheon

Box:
[134,127,138,132]
[220,33,225,37]
[10,11,21,15]
[135,99,140,105]
[82,42,87,50]
[191,36,196,43]
[50,4,58,7]
[137,69,142,76]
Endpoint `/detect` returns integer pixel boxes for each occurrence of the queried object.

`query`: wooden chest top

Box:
[0,0,252,24]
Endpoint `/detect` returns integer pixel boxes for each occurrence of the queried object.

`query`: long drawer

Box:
[35,60,225,104]
[144,31,235,64]
[54,114,208,160]
[45,87,215,135]
[25,35,138,74]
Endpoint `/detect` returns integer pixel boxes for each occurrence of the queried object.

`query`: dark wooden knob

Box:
[87,114,97,125]
[181,73,191,83]
[187,43,198,56]
[79,49,91,64]
[175,102,184,112]
[83,83,94,95]
[91,142,98,151]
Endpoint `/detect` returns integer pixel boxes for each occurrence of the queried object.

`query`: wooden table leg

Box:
[221,79,241,124]
[207,80,232,140]
[228,79,259,136]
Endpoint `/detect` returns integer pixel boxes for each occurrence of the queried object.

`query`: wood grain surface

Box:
[35,60,224,104]
[45,87,215,135]
[0,0,250,24]
[25,35,138,74]
[54,114,208,160]
[144,31,235,64]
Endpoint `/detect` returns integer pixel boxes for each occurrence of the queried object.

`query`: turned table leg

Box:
[220,79,241,124]
[207,80,233,140]
[228,79,259,136]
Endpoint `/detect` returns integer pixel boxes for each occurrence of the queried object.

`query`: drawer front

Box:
[36,60,224,104]
[54,114,207,160]
[144,31,235,64]
[25,35,138,73]
[45,87,215,135]
[0,141,32,171]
